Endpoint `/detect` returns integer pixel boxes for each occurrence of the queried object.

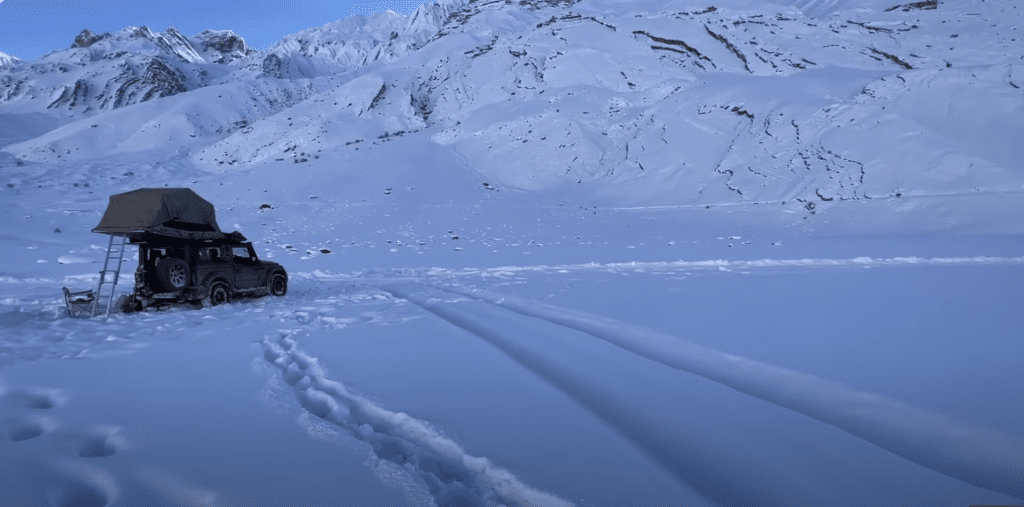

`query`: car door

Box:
[231,246,262,289]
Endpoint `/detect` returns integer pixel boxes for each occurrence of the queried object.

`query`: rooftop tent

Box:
[93,188,223,239]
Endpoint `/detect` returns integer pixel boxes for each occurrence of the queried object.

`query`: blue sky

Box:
[0,0,428,60]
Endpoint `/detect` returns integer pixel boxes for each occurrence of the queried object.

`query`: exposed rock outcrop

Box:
[71,29,108,49]
[192,30,251,63]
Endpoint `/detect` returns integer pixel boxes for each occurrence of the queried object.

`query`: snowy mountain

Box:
[1,0,1021,222]
[0,25,253,116]
[250,0,471,79]
[0,50,20,68]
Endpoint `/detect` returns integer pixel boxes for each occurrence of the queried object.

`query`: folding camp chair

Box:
[63,287,95,317]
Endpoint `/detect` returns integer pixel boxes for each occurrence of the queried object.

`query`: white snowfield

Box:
[1,259,1023,505]
[0,0,1022,505]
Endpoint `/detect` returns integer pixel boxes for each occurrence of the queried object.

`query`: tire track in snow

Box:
[259,332,575,507]
[383,283,826,507]
[434,286,1024,501]
[299,255,1024,283]
[437,255,1024,278]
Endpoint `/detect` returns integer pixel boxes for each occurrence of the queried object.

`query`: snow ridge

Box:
[259,332,575,507]
[0,51,20,68]
[430,285,1024,501]
[247,0,474,79]
[1,26,213,115]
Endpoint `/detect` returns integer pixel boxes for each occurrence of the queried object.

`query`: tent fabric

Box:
[93,188,222,236]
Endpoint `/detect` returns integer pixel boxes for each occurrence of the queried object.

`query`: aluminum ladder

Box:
[92,234,128,317]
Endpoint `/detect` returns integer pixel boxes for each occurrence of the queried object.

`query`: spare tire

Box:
[153,257,189,292]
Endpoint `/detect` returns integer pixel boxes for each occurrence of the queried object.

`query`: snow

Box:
[1,0,1022,505]
[0,50,18,68]
[408,283,1023,499]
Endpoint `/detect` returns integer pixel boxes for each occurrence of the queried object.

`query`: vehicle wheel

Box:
[154,258,189,292]
[208,282,230,306]
[270,273,287,297]
[119,295,143,313]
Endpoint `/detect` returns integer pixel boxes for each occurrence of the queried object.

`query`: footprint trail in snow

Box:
[259,332,575,507]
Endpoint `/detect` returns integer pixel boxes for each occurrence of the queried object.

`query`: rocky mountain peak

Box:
[65,26,205,64]
[0,51,20,68]
[140,26,206,64]
[192,30,252,63]
[71,29,109,49]
[0,24,218,115]
[131,25,158,39]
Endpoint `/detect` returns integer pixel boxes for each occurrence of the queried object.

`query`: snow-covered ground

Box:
[1,134,1021,505]
[1,237,1022,506]
[2,0,1022,505]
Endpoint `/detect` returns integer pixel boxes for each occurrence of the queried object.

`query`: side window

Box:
[232,247,249,259]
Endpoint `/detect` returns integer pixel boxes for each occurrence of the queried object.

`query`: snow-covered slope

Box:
[194,0,1024,210]
[0,51,20,68]
[0,26,252,117]
[247,0,471,79]
[1,0,1022,229]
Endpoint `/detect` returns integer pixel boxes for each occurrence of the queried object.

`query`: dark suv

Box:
[126,231,287,311]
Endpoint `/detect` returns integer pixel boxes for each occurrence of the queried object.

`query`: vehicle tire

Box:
[208,281,230,306]
[270,273,287,297]
[119,295,143,313]
[154,257,189,292]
